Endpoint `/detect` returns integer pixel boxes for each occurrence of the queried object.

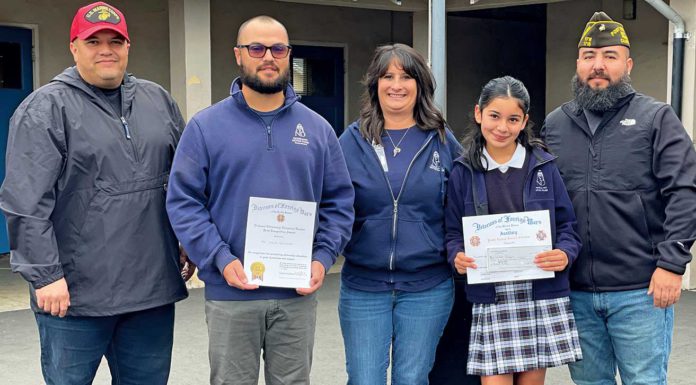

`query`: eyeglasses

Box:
[236,43,292,59]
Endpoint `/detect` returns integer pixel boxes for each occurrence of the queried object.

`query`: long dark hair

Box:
[359,43,446,144]
[463,76,547,171]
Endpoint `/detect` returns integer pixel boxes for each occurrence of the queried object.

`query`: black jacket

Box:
[0,67,188,316]
[542,91,696,292]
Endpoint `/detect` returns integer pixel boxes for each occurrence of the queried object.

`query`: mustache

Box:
[257,62,279,71]
[587,72,610,81]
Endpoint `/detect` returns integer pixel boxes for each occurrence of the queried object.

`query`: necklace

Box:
[385,127,412,157]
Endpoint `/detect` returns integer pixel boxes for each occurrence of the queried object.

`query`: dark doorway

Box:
[291,45,345,136]
[446,5,547,138]
[0,26,34,253]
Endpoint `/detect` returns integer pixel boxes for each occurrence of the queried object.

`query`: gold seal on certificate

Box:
[462,210,554,284]
[250,262,265,281]
[244,197,317,289]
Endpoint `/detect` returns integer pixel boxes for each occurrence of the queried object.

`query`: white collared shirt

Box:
[482,143,526,173]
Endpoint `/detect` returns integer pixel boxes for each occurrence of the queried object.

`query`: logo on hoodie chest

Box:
[429,150,443,172]
[292,123,309,146]
[535,170,548,192]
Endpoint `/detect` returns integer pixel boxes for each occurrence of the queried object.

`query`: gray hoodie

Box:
[1,67,188,316]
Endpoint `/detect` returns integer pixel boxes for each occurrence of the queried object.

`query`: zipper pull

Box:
[120,116,132,140]
[393,200,398,214]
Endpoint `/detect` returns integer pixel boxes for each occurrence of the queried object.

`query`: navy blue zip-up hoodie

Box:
[445,147,582,303]
[339,121,462,291]
[166,78,355,301]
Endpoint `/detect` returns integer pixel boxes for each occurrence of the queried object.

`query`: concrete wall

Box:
[446,11,546,138]
[0,0,172,89]
[670,0,696,139]
[546,0,669,112]
[210,0,412,124]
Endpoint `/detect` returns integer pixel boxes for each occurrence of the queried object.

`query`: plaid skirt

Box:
[467,281,582,376]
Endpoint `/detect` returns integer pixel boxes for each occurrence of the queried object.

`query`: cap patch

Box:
[84,5,121,25]
[577,12,630,49]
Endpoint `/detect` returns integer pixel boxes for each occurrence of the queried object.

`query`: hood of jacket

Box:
[52,66,137,115]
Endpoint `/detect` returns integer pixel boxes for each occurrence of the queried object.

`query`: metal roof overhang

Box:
[273,0,570,12]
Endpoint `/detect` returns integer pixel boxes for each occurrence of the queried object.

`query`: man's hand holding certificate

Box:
[459,210,568,284]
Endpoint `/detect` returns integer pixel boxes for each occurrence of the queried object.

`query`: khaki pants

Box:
[205,294,317,385]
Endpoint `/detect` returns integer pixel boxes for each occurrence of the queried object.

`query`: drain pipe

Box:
[644,0,690,119]
[431,0,447,117]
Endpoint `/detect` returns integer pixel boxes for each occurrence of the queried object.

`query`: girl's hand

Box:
[535,249,568,271]
[454,252,477,275]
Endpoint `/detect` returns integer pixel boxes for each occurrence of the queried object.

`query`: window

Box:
[292,57,335,97]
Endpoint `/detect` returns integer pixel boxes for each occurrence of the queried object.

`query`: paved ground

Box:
[0,254,29,313]
[1,256,694,384]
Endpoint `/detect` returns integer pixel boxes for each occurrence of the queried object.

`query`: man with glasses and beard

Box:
[542,11,696,385]
[166,15,354,385]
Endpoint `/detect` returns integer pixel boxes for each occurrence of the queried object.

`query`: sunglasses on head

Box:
[236,43,292,59]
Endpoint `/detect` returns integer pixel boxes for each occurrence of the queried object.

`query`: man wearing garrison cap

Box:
[542,11,696,385]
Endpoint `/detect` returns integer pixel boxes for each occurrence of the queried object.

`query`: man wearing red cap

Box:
[543,11,696,385]
[0,2,192,384]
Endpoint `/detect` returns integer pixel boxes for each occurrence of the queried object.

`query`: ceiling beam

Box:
[273,0,427,12]
[273,0,573,12]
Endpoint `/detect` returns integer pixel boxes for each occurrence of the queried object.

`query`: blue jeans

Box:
[568,289,673,385]
[339,279,454,385]
[35,304,175,385]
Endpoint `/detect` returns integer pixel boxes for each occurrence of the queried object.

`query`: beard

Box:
[572,72,634,112]
[240,62,290,94]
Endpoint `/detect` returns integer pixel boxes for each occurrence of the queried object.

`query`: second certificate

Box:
[244,197,317,289]
[462,210,554,284]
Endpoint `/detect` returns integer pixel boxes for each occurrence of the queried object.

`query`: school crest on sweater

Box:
[535,170,548,192]
[292,123,309,146]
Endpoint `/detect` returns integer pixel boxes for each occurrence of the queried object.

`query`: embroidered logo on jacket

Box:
[292,123,309,146]
[429,151,443,172]
[535,170,548,192]
[620,118,636,126]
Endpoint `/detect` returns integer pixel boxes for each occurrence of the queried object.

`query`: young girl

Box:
[444,76,583,385]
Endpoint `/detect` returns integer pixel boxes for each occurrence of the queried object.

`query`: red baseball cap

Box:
[70,2,129,42]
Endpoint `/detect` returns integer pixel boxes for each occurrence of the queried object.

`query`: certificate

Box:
[244,197,317,289]
[462,210,554,284]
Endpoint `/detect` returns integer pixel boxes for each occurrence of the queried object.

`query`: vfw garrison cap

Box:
[578,11,630,49]
[70,2,129,42]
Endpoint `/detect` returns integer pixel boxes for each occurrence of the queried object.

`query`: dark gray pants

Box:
[206,294,317,385]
